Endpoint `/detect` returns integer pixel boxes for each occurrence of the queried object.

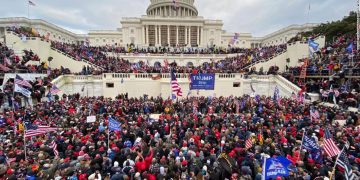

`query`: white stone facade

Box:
[0,0,318,48]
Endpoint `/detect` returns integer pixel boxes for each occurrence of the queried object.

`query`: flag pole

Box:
[27,0,30,19]
[261,157,267,180]
[107,128,110,152]
[170,67,173,103]
[357,0,359,51]
[298,129,306,162]
[329,147,344,180]
[12,70,17,111]
[23,124,27,161]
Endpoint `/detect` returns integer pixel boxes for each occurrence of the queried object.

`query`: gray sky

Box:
[0,0,355,36]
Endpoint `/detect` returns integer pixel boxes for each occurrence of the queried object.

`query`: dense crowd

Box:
[0,42,72,108]
[0,94,359,180]
[282,35,360,109]
[0,43,45,74]
[51,41,287,74]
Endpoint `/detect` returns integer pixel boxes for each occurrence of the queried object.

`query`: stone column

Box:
[176,26,179,46]
[188,26,191,47]
[200,27,203,47]
[185,26,188,45]
[155,25,158,46]
[142,26,145,45]
[159,25,162,46]
[167,25,170,46]
[197,26,200,46]
[145,25,149,46]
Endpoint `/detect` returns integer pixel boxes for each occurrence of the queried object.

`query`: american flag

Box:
[15,74,33,88]
[335,150,357,180]
[50,84,61,94]
[28,0,36,6]
[310,109,320,120]
[324,128,340,157]
[6,156,16,165]
[25,123,57,138]
[171,69,182,97]
[49,141,59,157]
[245,137,252,149]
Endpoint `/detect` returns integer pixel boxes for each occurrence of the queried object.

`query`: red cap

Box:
[181,160,188,166]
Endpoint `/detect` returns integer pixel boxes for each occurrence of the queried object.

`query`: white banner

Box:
[86,116,96,123]
[14,84,31,97]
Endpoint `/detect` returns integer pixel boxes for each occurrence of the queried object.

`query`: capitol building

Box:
[0,0,317,48]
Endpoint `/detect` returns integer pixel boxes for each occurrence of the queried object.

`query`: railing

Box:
[275,75,301,93]
[50,47,105,70]
[241,49,288,70]
[7,30,104,71]
[106,52,240,58]
[103,73,247,80]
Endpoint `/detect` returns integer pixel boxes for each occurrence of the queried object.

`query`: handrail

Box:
[275,75,301,93]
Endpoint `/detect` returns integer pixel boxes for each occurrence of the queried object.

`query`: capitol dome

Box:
[147,0,198,17]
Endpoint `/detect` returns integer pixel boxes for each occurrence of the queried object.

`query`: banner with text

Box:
[190,74,215,90]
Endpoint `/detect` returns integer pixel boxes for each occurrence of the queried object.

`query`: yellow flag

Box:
[18,123,24,132]
[43,62,48,69]
[31,28,38,36]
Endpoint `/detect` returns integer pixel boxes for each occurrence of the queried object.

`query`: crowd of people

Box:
[0,43,45,74]
[0,25,359,180]
[0,42,72,108]
[50,41,287,74]
[282,35,360,109]
[0,94,358,180]
[6,26,288,74]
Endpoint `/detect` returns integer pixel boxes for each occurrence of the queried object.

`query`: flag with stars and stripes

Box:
[15,74,32,88]
[49,140,58,157]
[245,136,252,149]
[335,150,357,180]
[171,69,182,97]
[50,84,61,94]
[25,123,57,138]
[310,108,320,120]
[324,128,340,157]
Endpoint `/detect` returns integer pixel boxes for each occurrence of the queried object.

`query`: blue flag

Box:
[308,39,319,58]
[302,135,322,163]
[258,103,263,113]
[0,117,5,126]
[346,43,353,54]
[108,117,121,131]
[262,156,292,180]
[308,39,319,52]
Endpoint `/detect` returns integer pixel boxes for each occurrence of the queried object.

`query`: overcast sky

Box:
[0,0,356,36]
